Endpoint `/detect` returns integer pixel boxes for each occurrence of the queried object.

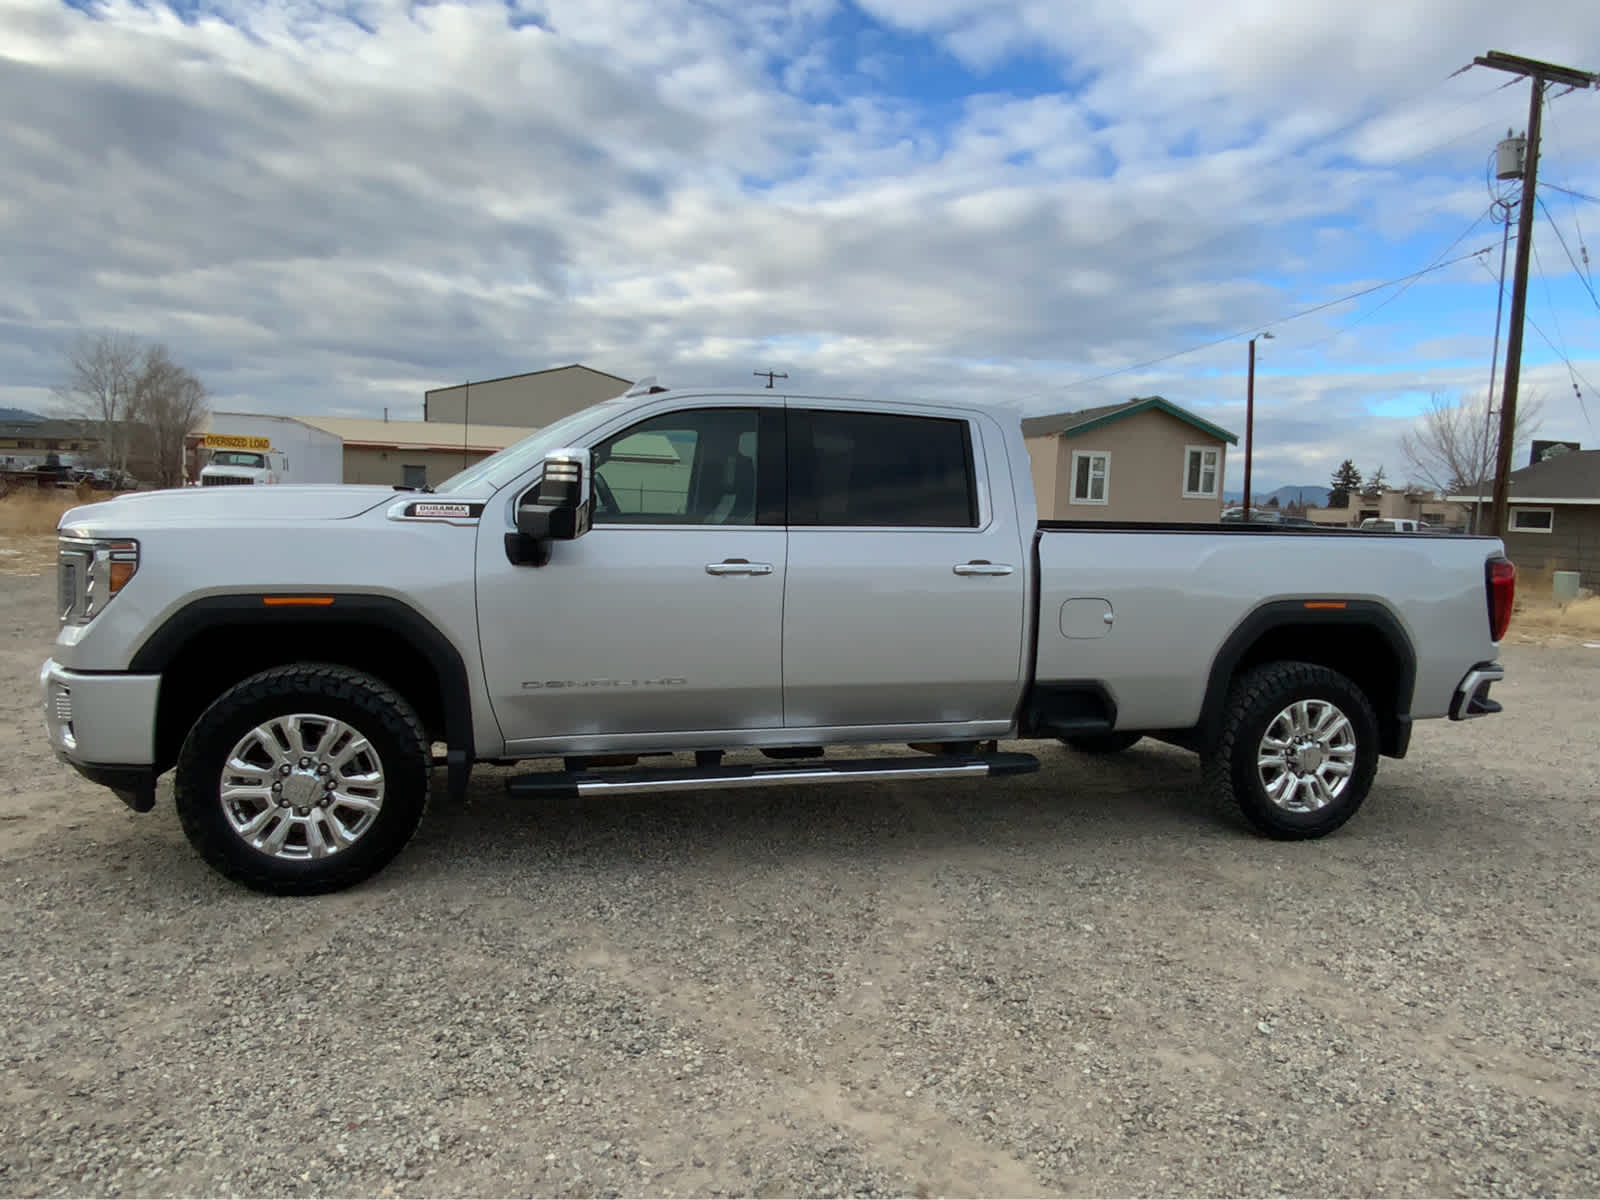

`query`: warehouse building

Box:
[299,416,535,489]
[424,364,632,427]
[186,414,536,489]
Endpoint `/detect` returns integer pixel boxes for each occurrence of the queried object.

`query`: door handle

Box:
[706,559,774,576]
[953,560,1014,576]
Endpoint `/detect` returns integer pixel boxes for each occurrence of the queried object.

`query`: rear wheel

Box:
[1204,661,1379,839]
[1059,731,1144,755]
[175,664,430,894]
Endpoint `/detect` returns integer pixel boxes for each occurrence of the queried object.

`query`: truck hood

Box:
[58,485,401,532]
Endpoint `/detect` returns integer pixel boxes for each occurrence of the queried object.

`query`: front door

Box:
[781,407,1029,734]
[477,404,788,753]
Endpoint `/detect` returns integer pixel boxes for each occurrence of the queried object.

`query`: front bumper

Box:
[39,659,162,810]
[1449,662,1505,720]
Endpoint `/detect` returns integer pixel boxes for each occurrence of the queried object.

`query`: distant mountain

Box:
[1223,484,1331,508]
[0,407,46,424]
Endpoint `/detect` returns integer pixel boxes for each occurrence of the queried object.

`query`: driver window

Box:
[592,408,760,525]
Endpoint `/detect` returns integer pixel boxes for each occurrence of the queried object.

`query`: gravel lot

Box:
[1,561,1598,1198]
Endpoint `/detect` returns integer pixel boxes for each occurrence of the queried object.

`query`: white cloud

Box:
[0,0,1595,490]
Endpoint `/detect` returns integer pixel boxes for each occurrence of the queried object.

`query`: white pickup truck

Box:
[40,382,1516,894]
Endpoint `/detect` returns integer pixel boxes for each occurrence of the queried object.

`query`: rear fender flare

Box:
[1196,599,1417,757]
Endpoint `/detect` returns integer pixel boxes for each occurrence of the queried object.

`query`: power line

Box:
[1572,198,1595,290]
[1531,235,1576,364]
[1536,195,1600,311]
[1543,182,1600,205]
[1531,236,1591,429]
[1049,245,1497,394]
[1301,203,1496,351]
[1475,253,1595,431]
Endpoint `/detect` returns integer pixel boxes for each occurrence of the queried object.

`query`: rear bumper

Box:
[1449,662,1504,720]
[39,659,162,810]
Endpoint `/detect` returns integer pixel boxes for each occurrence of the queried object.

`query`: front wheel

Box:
[1203,661,1379,840]
[175,664,430,894]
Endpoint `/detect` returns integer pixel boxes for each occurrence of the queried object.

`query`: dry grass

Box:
[0,487,124,576]
[0,486,107,535]
[1506,566,1600,643]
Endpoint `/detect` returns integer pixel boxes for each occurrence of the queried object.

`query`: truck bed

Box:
[1029,521,1503,739]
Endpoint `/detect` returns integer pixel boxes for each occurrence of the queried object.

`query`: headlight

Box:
[58,535,139,627]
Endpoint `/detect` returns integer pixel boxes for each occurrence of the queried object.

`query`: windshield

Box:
[209,451,266,468]
[430,403,619,495]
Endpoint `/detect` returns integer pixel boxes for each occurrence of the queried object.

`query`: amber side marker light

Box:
[262,596,336,607]
[1303,601,1348,610]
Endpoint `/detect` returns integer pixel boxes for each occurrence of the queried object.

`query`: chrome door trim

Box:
[953,561,1014,576]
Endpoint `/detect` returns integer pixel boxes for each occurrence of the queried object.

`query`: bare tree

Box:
[52,333,211,486]
[52,332,141,474]
[133,344,209,488]
[1399,390,1545,497]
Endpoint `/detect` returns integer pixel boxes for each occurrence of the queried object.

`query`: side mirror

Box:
[507,448,593,566]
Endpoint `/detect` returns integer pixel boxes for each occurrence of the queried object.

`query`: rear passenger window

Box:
[789,410,978,527]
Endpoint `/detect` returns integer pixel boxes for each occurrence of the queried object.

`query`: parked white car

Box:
[1360,518,1431,533]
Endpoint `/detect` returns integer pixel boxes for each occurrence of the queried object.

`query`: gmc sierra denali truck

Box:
[40,381,1515,894]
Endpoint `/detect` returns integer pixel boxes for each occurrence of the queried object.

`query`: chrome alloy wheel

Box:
[1256,698,1357,813]
[218,713,385,859]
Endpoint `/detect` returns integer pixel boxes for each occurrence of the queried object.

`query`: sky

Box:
[2,0,1598,493]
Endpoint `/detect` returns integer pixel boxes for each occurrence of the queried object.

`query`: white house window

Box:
[1183,445,1220,498]
[1071,451,1109,504]
[1509,507,1554,533]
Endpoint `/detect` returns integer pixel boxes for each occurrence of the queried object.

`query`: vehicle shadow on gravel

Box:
[391,743,1238,884]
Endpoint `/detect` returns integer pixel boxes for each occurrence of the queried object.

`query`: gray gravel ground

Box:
[1,566,1598,1198]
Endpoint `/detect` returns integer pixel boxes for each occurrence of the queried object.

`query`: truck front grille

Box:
[202,475,255,486]
[58,559,78,621]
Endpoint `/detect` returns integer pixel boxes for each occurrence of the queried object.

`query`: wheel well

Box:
[1227,623,1411,756]
[154,621,447,773]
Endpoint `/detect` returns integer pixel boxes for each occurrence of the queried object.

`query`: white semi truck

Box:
[197,415,343,487]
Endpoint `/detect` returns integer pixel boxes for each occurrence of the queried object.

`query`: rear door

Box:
[780,407,1029,734]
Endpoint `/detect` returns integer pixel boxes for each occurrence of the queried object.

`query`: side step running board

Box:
[506,752,1040,799]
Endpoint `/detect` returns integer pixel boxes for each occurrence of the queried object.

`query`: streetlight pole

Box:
[1243,332,1273,520]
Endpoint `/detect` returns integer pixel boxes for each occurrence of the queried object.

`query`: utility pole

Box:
[1471,51,1599,537]
[753,370,788,389]
[1243,332,1271,519]
[1473,200,1513,535]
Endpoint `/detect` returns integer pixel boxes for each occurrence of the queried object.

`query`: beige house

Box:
[424,364,632,427]
[1021,397,1238,522]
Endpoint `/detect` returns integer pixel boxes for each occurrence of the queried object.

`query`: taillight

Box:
[1487,557,1516,642]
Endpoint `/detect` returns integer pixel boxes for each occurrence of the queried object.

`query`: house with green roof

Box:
[1020,396,1239,522]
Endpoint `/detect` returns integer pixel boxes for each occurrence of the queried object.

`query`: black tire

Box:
[1059,731,1144,755]
[174,664,430,895]
[1203,661,1379,840]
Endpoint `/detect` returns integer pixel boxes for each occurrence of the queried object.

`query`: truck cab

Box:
[200,448,287,486]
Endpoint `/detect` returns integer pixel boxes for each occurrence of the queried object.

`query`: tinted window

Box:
[789,410,977,527]
[593,408,763,525]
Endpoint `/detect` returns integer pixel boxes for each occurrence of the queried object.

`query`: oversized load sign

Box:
[202,433,273,451]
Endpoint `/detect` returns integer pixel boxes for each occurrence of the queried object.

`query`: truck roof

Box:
[614,381,1025,421]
